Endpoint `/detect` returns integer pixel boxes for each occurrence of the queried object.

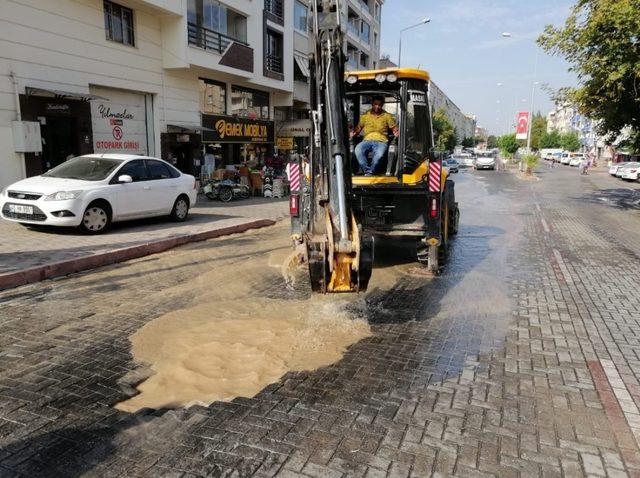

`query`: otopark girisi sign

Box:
[202,114,275,143]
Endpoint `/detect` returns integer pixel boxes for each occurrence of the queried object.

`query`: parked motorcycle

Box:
[203,179,250,202]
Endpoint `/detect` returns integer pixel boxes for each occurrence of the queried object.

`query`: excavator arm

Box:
[301,0,373,293]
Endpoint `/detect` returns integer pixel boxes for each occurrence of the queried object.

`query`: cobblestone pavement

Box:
[1,166,640,477]
[0,196,288,274]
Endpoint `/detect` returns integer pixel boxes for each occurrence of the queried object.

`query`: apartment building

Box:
[276,0,383,152]
[429,82,476,142]
[0,0,294,188]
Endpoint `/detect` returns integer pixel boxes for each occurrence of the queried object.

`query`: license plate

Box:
[9,204,33,215]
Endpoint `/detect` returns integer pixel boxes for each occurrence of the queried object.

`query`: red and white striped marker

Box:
[429,161,441,192]
[288,163,301,192]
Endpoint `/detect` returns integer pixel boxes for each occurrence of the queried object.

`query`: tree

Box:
[432,108,458,152]
[538,0,640,152]
[487,135,498,149]
[530,113,547,151]
[498,134,519,157]
[560,131,581,152]
[540,130,562,149]
[461,137,474,148]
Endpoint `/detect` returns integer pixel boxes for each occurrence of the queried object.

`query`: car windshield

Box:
[42,157,124,181]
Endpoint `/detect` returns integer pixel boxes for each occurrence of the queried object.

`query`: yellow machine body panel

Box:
[352,162,448,189]
[345,67,430,82]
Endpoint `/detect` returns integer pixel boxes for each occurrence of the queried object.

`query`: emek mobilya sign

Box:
[202,114,275,143]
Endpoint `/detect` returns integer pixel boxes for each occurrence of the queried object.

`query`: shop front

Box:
[19,88,95,177]
[201,114,275,169]
[276,118,311,155]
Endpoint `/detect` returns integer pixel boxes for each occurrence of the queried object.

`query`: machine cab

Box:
[345,68,436,186]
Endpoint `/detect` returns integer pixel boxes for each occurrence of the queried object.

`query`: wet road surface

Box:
[1,166,640,476]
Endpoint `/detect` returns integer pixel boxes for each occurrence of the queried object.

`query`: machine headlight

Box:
[386,73,398,82]
[346,75,358,84]
[44,190,83,201]
[375,73,386,83]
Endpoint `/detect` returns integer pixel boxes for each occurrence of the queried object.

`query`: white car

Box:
[620,162,640,181]
[610,162,632,176]
[560,153,572,165]
[569,155,585,167]
[475,154,496,170]
[1,154,198,234]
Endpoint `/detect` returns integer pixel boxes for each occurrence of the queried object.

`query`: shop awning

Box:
[294,53,310,78]
[25,86,109,101]
[167,123,216,132]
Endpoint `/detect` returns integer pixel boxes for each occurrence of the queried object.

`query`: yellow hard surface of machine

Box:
[289,1,458,293]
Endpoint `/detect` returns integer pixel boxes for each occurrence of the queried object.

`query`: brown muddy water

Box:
[116,225,409,412]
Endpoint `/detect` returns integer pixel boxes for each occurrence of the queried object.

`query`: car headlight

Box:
[44,190,83,201]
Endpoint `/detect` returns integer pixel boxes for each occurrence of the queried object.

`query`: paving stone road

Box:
[1,165,640,477]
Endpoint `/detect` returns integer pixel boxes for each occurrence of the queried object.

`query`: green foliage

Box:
[538,0,640,152]
[522,154,539,174]
[530,114,547,150]
[432,108,458,152]
[560,131,581,152]
[487,135,498,149]
[461,137,475,148]
[498,134,519,156]
[540,130,562,149]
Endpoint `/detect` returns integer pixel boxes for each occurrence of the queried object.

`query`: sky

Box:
[379,0,579,136]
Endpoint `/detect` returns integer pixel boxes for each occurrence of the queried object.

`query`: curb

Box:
[0,219,276,292]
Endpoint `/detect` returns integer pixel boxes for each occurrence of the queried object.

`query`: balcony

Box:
[187,22,247,53]
[347,22,359,38]
[265,0,284,25]
[294,80,310,104]
[265,54,283,74]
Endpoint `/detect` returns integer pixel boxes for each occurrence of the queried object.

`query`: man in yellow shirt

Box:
[350,96,399,175]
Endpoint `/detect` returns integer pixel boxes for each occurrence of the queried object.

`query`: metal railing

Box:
[265,0,284,20]
[265,54,283,74]
[187,22,247,53]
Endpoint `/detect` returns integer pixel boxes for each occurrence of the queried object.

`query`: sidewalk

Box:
[0,196,289,290]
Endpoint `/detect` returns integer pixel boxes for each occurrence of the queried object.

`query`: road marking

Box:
[552,249,574,285]
[588,360,640,461]
[540,218,550,233]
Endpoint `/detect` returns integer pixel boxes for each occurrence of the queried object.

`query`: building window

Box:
[346,43,359,70]
[104,1,134,46]
[374,32,378,47]
[347,8,359,37]
[374,2,379,20]
[265,0,284,22]
[199,79,226,114]
[231,86,269,119]
[265,29,283,74]
[187,0,247,52]
[294,1,308,33]
[360,20,370,44]
[360,52,369,69]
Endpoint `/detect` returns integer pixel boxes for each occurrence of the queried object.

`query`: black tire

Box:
[218,187,233,202]
[170,195,190,222]
[79,201,111,234]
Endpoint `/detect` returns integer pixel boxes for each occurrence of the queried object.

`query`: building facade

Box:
[0,0,294,188]
[429,82,476,142]
[546,104,609,157]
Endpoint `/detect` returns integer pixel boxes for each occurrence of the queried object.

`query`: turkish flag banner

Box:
[516,112,529,140]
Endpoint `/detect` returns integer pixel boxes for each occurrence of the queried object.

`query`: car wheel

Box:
[218,187,233,202]
[170,195,189,222]
[79,201,111,234]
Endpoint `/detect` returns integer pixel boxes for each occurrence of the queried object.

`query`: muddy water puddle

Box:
[115,226,429,412]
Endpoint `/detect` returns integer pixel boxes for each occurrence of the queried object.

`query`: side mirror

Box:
[118,174,133,184]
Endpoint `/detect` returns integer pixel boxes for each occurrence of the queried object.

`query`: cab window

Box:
[405,86,430,156]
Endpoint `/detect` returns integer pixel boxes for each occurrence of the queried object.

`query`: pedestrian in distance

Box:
[580,158,589,175]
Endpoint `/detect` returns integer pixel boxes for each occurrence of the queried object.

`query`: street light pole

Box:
[398,17,430,67]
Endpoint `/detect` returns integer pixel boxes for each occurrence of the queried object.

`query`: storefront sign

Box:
[277,119,311,138]
[202,114,274,143]
[90,87,149,155]
[276,137,294,149]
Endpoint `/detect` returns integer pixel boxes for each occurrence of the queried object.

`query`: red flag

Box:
[516,112,529,140]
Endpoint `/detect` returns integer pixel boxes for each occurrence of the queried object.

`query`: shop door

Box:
[42,117,77,171]
[175,143,194,175]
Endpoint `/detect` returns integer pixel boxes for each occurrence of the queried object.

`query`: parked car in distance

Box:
[454,152,475,167]
[560,153,572,165]
[569,154,585,167]
[609,162,632,176]
[475,152,496,170]
[444,158,460,173]
[541,148,563,161]
[0,154,198,234]
[620,162,640,181]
